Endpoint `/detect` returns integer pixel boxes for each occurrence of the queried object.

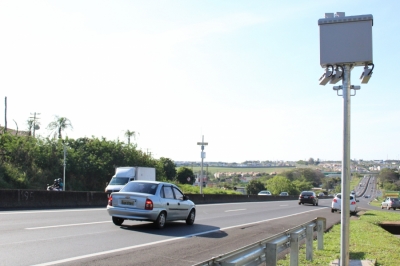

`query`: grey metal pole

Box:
[340,64,352,266]
[200,135,204,195]
[63,143,66,191]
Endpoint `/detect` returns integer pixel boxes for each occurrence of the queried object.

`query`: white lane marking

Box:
[225,209,246,212]
[26,221,111,230]
[32,208,326,266]
[279,205,289,206]
[0,208,105,215]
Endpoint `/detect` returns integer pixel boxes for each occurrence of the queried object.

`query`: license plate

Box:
[304,196,308,198]
[121,199,135,206]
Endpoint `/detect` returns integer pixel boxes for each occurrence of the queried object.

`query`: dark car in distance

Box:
[298,191,319,206]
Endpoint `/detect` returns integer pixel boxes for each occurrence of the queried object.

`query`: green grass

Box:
[350,176,361,191]
[277,210,400,265]
[175,184,241,195]
[369,199,382,208]
[187,166,294,176]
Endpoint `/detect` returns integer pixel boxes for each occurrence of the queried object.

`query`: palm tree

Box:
[47,116,73,139]
[124,130,138,146]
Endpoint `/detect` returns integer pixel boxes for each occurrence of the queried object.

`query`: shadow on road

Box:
[118,222,228,238]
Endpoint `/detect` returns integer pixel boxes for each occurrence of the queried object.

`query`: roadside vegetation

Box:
[278,210,400,265]
[176,184,241,195]
[0,130,182,191]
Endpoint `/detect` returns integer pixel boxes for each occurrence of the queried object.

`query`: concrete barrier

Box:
[0,189,312,210]
[0,189,108,209]
[187,194,300,204]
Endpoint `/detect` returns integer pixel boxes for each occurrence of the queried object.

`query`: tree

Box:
[158,157,176,181]
[124,130,137,146]
[246,179,265,195]
[266,175,296,195]
[292,177,313,193]
[379,168,399,184]
[176,167,194,184]
[47,116,73,139]
[281,168,323,187]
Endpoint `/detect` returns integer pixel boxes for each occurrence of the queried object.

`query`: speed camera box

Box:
[319,14,373,67]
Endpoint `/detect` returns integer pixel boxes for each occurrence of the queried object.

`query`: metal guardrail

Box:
[193,217,326,266]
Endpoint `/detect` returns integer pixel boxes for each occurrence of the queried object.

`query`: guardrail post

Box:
[290,232,300,266]
[306,224,314,261]
[317,217,326,250]
[266,242,278,266]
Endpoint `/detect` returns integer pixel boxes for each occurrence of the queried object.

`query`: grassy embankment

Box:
[277,176,400,265]
[189,166,290,176]
[277,210,400,265]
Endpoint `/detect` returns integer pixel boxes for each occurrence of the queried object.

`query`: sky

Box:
[1,0,399,163]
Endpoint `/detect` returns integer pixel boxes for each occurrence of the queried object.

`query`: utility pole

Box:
[4,97,7,133]
[63,143,66,191]
[197,135,208,194]
[30,112,41,137]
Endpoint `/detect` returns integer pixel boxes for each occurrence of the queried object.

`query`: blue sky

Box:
[1,1,399,163]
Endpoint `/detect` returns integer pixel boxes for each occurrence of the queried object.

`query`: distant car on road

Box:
[364,195,370,198]
[107,181,196,229]
[258,190,272,196]
[318,192,325,197]
[381,197,400,210]
[279,192,289,196]
[298,191,318,206]
[331,193,357,214]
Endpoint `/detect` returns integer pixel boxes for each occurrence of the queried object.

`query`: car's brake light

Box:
[310,196,314,199]
[108,196,112,206]
[351,201,356,205]
[333,199,337,203]
[145,199,153,210]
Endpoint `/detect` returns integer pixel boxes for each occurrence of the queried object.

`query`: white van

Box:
[105,167,155,194]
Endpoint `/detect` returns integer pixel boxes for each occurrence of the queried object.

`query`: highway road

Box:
[1,184,387,266]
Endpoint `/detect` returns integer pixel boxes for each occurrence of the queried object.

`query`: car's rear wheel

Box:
[154,212,166,229]
[112,217,124,226]
[186,209,195,225]
[298,202,301,205]
[387,206,390,210]
[316,202,318,206]
[331,208,334,213]
[393,208,397,210]
[381,205,384,209]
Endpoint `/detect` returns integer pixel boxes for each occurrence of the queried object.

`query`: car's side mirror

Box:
[183,195,189,200]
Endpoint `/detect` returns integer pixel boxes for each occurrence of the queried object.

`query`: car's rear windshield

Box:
[391,198,399,201]
[301,192,313,196]
[336,194,355,200]
[109,177,129,185]
[120,182,158,194]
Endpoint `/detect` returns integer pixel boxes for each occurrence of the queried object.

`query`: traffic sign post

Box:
[318,12,373,266]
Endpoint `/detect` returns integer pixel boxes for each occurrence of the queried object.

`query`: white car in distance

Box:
[331,193,357,214]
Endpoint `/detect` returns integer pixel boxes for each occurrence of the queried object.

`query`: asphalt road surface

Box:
[0,195,385,266]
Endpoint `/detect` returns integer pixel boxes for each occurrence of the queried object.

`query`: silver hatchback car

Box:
[107,181,196,229]
[381,197,400,210]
